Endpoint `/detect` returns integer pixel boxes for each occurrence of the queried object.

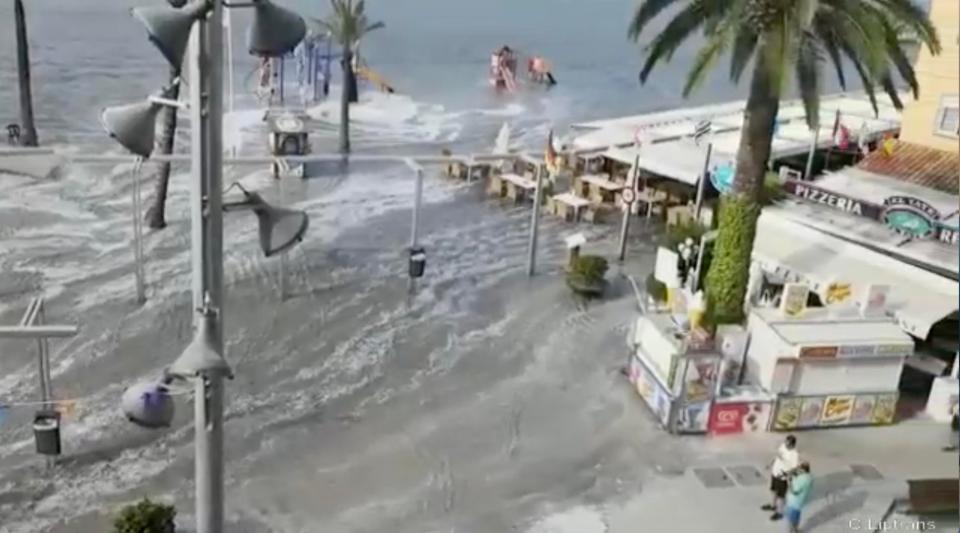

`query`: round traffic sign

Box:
[621,188,637,204]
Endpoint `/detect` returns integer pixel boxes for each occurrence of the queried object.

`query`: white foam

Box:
[305,89,462,144]
[528,506,608,533]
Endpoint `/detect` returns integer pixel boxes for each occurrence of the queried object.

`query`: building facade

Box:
[898,0,960,153]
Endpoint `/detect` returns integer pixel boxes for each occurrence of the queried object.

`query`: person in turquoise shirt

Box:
[785,462,813,533]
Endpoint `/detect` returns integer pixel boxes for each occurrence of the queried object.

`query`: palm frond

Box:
[795,30,822,129]
[879,71,904,110]
[728,25,758,83]
[879,16,919,97]
[638,1,713,83]
[812,15,847,90]
[627,0,681,41]
[838,41,881,116]
[870,0,941,53]
[683,2,745,96]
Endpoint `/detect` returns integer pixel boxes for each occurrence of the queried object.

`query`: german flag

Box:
[545,129,559,175]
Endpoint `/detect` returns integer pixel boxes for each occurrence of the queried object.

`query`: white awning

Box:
[752,210,959,339]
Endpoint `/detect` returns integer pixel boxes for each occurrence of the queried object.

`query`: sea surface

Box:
[0,0,761,153]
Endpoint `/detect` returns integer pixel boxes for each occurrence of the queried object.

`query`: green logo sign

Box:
[882,196,941,239]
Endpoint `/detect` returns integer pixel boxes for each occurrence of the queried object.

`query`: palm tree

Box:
[316,0,384,154]
[14,0,38,146]
[144,0,187,229]
[144,65,181,229]
[628,0,939,325]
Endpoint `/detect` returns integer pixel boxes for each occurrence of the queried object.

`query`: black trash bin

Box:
[33,410,61,456]
[408,247,426,279]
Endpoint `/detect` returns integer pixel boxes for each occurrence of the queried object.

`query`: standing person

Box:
[762,434,799,521]
[785,462,813,533]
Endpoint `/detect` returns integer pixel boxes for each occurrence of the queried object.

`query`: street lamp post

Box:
[101,2,307,532]
[186,2,227,529]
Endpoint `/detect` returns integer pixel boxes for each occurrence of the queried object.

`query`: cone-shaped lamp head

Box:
[168,310,232,378]
[246,0,307,57]
[242,192,310,257]
[100,101,162,158]
[132,1,208,70]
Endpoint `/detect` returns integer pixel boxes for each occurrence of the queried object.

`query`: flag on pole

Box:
[829,109,841,141]
[545,129,559,175]
[634,126,650,148]
[857,123,869,155]
[837,125,851,151]
[693,120,712,145]
[882,134,896,157]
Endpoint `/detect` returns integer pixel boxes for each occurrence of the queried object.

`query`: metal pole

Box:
[803,127,819,180]
[278,56,285,105]
[225,9,234,114]
[617,155,640,262]
[188,4,225,531]
[410,166,423,248]
[693,143,711,223]
[526,165,545,276]
[277,176,287,300]
[692,234,707,293]
[132,158,146,304]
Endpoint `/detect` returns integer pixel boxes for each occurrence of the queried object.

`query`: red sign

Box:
[799,346,838,359]
[709,403,748,435]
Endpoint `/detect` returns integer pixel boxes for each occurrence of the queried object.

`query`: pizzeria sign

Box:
[782,180,959,246]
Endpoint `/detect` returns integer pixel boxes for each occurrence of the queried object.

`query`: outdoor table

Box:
[500,173,538,202]
[551,192,591,222]
[579,173,623,205]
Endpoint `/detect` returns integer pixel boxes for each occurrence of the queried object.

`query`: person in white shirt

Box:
[762,434,798,521]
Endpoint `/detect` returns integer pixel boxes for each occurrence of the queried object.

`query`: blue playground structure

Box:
[261,33,341,106]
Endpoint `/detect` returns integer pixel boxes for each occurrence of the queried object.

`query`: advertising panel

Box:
[772,392,899,430]
[820,395,855,425]
[633,354,674,429]
[773,397,803,430]
[676,400,711,433]
[709,402,772,436]
[780,283,809,318]
[849,395,877,425]
[871,394,897,425]
[798,396,825,427]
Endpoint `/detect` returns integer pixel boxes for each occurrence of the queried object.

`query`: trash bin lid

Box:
[33,419,59,430]
[411,252,426,261]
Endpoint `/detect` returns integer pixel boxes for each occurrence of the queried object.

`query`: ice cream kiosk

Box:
[743,286,914,431]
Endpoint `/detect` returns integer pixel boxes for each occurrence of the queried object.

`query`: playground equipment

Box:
[254,33,340,105]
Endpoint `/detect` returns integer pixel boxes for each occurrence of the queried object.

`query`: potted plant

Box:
[113,498,176,533]
[644,273,668,310]
[567,255,608,297]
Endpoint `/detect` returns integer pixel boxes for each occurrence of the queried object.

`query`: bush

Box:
[665,219,707,249]
[567,255,608,296]
[113,498,176,533]
[645,273,667,303]
[760,172,786,205]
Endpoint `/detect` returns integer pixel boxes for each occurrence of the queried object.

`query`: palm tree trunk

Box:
[346,57,359,104]
[144,66,181,229]
[704,50,780,326]
[339,49,352,154]
[14,0,38,147]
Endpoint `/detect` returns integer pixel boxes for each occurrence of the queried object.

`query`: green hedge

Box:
[113,498,176,533]
[704,196,761,326]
